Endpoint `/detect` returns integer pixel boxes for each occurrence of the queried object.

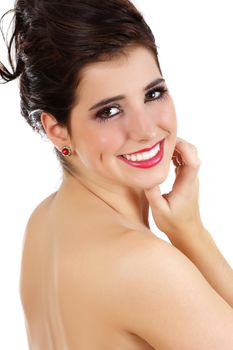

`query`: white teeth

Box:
[123,143,161,162]
[131,154,137,162]
[136,153,143,161]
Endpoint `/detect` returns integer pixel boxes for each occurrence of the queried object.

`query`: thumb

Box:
[144,186,170,214]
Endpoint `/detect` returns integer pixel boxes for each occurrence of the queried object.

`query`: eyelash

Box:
[95,85,169,123]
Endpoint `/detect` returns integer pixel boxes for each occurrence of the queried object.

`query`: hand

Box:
[144,138,204,243]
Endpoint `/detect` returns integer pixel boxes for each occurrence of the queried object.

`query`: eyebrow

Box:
[88,78,165,111]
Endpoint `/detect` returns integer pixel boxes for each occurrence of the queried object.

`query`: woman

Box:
[1,0,233,349]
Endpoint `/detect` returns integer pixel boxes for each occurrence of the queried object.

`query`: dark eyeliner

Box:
[145,85,168,103]
[95,104,122,123]
[95,85,169,123]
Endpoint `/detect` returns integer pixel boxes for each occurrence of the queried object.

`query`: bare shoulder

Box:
[20,192,57,296]
[24,192,57,231]
[113,230,233,350]
[20,194,54,307]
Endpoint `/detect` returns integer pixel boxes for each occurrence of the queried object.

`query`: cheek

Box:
[94,126,125,152]
[158,102,177,133]
[158,103,177,157]
[75,126,124,163]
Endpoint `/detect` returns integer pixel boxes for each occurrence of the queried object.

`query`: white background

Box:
[0,0,233,348]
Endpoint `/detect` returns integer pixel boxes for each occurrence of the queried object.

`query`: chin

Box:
[125,163,170,191]
[145,171,169,190]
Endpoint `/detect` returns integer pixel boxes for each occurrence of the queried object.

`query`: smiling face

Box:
[68,45,177,191]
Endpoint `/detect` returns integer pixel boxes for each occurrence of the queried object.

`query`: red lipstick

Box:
[117,139,165,169]
[124,139,162,156]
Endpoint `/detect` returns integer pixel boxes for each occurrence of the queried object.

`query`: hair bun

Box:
[0,9,25,83]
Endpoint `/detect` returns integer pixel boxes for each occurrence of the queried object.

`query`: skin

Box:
[41,45,177,229]
[21,45,233,349]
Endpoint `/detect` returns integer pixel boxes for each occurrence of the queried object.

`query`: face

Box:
[68,46,177,191]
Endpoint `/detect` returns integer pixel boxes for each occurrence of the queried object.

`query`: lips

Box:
[117,139,165,169]
[121,139,164,157]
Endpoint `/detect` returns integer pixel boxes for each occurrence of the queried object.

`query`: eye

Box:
[95,104,122,123]
[94,85,169,124]
[145,86,168,103]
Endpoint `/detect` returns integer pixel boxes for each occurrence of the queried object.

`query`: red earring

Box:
[61,146,72,157]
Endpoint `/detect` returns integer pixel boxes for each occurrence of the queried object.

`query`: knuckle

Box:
[188,142,197,152]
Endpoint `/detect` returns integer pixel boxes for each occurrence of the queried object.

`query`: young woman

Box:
[1,0,233,349]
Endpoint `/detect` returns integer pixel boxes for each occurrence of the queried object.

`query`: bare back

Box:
[19,184,156,350]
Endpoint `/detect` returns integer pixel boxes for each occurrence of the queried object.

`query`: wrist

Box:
[168,225,209,252]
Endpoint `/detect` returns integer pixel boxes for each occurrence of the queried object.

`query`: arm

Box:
[171,226,233,308]
[144,138,233,308]
[117,237,233,350]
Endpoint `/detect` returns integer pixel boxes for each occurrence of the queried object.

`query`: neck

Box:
[61,171,150,231]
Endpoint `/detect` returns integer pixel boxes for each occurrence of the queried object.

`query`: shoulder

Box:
[20,192,57,303]
[49,228,233,349]
[112,231,233,349]
[23,192,57,234]
[20,192,57,285]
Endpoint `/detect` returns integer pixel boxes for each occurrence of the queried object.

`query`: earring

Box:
[61,146,72,157]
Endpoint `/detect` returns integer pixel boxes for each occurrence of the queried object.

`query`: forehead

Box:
[77,46,161,99]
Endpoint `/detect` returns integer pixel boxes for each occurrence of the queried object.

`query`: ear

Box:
[41,112,70,151]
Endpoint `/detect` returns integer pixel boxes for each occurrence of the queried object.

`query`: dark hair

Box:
[0,0,162,174]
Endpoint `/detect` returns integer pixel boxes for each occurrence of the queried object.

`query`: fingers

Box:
[172,138,201,194]
[173,138,200,169]
[144,185,170,214]
[172,149,184,167]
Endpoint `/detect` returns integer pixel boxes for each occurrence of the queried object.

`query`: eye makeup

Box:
[94,84,169,124]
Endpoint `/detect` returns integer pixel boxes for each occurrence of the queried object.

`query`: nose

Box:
[126,106,158,142]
